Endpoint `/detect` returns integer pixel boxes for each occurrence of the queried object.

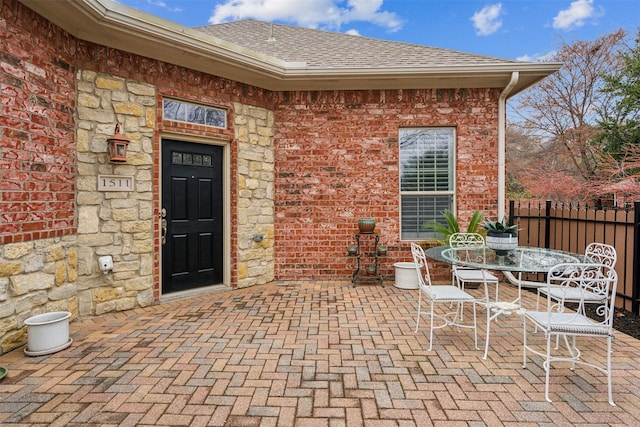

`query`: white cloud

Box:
[516,50,557,63]
[516,54,534,62]
[208,0,403,32]
[552,0,596,30]
[143,0,182,13]
[471,3,503,36]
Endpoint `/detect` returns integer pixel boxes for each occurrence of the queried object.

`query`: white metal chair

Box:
[449,233,500,293]
[449,233,500,325]
[537,242,617,312]
[444,242,502,359]
[523,263,618,406]
[411,242,479,351]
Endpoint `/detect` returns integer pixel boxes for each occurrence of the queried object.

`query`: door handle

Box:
[160,208,167,245]
[161,219,167,245]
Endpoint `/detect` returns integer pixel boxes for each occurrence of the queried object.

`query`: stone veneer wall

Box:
[75,70,156,316]
[0,238,78,352]
[234,102,275,288]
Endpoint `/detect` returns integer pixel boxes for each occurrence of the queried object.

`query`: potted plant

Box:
[417,209,484,287]
[482,218,518,255]
[422,209,484,245]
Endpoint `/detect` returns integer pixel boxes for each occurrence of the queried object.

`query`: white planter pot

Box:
[394,262,420,289]
[24,311,72,356]
[486,233,518,256]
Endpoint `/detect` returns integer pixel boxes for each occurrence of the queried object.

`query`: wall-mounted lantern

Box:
[107,123,129,163]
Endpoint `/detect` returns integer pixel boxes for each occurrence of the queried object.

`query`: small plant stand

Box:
[347,233,385,287]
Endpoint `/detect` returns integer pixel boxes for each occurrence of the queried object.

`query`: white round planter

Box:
[393,262,420,289]
[24,311,72,356]
[486,232,518,256]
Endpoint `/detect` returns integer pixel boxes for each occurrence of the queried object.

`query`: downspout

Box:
[497,71,519,220]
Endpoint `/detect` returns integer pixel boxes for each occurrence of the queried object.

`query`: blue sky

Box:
[117,0,638,61]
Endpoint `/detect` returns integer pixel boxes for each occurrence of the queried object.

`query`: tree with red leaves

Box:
[508,29,636,204]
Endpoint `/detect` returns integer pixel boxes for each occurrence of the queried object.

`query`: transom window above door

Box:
[163,99,227,128]
[399,127,455,240]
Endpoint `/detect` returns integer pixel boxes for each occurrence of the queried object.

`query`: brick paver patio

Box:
[1,280,639,426]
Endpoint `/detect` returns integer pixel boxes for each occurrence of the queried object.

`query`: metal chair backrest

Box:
[410,242,431,291]
[448,233,491,268]
[546,263,618,329]
[585,242,617,268]
[449,232,485,248]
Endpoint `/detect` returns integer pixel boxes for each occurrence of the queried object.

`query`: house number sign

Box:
[98,175,134,191]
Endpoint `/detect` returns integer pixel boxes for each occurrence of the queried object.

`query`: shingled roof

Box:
[19,0,561,93]
[196,19,521,69]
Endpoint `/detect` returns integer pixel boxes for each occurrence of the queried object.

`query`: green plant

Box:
[422,209,484,245]
[481,218,518,235]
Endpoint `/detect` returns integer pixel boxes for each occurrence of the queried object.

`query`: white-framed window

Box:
[163,98,227,129]
[399,127,455,240]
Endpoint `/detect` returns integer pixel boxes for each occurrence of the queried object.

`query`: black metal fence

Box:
[508,200,640,314]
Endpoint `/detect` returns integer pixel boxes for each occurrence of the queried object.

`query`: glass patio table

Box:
[425,245,583,358]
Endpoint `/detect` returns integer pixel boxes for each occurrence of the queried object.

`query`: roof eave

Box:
[19,0,561,93]
[275,64,561,93]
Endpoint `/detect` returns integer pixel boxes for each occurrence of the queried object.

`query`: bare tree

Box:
[509,30,628,201]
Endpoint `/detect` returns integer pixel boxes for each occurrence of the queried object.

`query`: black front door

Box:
[161,139,223,294]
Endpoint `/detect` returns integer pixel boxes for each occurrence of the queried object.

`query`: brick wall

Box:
[0,0,77,244]
[273,89,501,282]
